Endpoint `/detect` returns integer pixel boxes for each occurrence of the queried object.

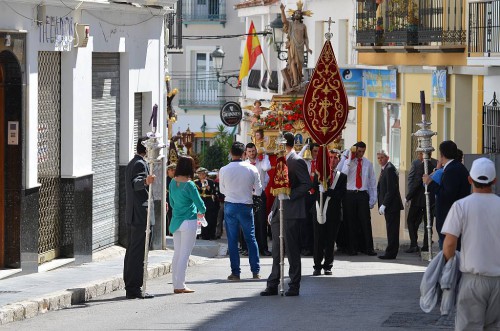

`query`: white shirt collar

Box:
[443,159,453,170]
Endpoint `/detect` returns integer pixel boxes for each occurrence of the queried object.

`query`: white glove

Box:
[318,184,325,193]
[267,211,273,224]
[278,193,290,200]
[378,205,386,215]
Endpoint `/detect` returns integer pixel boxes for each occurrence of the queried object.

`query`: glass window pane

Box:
[374,102,401,172]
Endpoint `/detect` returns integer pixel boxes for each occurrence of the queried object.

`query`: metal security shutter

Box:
[37,52,62,263]
[133,93,142,148]
[92,53,120,250]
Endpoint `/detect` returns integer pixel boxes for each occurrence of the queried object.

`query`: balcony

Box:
[182,0,227,26]
[468,0,500,65]
[177,79,224,110]
[355,0,466,52]
[165,1,183,53]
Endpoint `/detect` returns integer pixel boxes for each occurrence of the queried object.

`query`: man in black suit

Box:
[405,152,437,252]
[376,151,404,259]
[195,168,218,240]
[261,132,311,297]
[423,140,470,249]
[313,149,347,275]
[124,137,155,299]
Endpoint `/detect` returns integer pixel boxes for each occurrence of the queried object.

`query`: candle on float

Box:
[420,90,426,122]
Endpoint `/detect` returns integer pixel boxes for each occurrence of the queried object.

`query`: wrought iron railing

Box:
[166,1,182,51]
[182,0,226,24]
[468,0,500,56]
[483,93,500,154]
[177,78,224,109]
[356,0,465,46]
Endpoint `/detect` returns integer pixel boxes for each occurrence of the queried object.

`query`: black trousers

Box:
[313,203,342,271]
[267,217,302,290]
[406,203,432,248]
[301,193,315,252]
[201,204,218,240]
[383,211,400,257]
[343,191,374,253]
[254,192,268,252]
[124,223,146,294]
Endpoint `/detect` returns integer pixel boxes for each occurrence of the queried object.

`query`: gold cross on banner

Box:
[324,17,335,41]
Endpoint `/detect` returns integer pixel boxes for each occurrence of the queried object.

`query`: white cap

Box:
[470,158,496,184]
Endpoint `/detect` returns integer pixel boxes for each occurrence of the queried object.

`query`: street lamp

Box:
[270,14,287,61]
[211,45,240,89]
[181,126,195,155]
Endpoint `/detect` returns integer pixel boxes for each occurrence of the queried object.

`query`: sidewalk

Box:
[0,239,223,326]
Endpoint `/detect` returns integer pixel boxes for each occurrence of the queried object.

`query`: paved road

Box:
[0,253,453,331]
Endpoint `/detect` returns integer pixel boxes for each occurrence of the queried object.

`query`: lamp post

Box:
[181,126,195,155]
[211,45,240,89]
[270,14,287,61]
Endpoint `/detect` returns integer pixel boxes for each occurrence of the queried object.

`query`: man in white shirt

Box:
[219,142,263,281]
[340,141,377,256]
[442,157,500,330]
[245,143,272,256]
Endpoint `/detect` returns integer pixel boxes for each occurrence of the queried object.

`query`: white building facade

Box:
[0,0,175,274]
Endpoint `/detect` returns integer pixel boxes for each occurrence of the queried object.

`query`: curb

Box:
[0,258,196,326]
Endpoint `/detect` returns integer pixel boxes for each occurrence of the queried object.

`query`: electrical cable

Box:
[2,0,36,22]
[84,9,160,27]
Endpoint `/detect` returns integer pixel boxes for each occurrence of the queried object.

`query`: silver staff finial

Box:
[325,17,334,41]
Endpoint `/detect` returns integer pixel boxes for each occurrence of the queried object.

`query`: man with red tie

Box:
[340,141,377,256]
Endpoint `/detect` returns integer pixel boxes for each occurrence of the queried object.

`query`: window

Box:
[374,102,401,172]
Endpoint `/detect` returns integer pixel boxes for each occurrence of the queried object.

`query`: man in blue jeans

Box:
[219,142,263,280]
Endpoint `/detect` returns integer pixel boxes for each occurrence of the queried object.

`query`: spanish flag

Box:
[238,21,263,85]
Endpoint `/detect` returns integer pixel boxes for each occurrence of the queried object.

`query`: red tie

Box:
[250,161,256,166]
[356,158,362,189]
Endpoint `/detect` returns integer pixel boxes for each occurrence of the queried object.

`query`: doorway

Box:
[0,50,22,268]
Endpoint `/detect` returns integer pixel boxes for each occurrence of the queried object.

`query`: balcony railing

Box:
[356,0,466,47]
[177,79,224,109]
[468,0,500,56]
[165,1,182,52]
[182,0,226,25]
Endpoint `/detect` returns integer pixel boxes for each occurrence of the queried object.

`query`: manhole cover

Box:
[382,312,454,329]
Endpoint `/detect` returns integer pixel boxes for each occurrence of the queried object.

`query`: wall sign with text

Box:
[220,102,242,127]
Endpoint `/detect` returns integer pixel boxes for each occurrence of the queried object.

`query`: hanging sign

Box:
[220,102,242,127]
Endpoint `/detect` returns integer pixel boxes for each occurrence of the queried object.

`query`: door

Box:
[92,53,120,251]
[37,52,62,264]
[0,62,4,268]
[195,52,217,103]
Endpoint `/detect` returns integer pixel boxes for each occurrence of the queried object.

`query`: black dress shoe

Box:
[126,292,154,299]
[420,246,429,252]
[260,250,272,256]
[405,246,420,253]
[348,251,358,256]
[241,250,248,256]
[324,270,333,275]
[378,255,396,260]
[312,269,321,276]
[260,288,278,296]
[284,288,299,296]
[365,251,377,256]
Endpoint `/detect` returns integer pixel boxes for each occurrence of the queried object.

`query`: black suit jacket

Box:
[406,158,437,207]
[428,160,470,223]
[272,152,312,220]
[377,162,404,214]
[125,154,152,226]
[195,179,217,210]
[322,171,347,220]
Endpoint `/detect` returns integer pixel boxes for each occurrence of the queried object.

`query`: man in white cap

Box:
[442,157,500,330]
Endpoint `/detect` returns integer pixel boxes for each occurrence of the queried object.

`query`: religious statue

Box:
[280,1,313,90]
[244,100,269,124]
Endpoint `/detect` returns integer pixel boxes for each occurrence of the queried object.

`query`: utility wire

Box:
[180,32,271,40]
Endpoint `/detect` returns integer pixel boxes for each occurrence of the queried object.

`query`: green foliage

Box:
[200,124,233,170]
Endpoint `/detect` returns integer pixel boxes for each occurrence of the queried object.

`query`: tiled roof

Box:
[234,0,280,9]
